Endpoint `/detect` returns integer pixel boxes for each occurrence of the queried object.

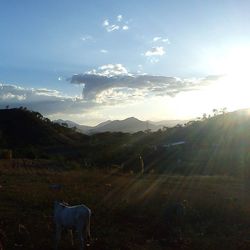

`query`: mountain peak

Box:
[124,117,141,121]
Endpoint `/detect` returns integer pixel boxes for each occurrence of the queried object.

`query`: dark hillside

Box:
[0,108,89,147]
[132,109,250,175]
[0,108,89,159]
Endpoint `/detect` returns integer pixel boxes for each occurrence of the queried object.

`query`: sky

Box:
[1,0,250,125]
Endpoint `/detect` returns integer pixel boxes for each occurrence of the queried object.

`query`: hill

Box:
[0,108,89,158]
[88,117,159,134]
[54,119,93,134]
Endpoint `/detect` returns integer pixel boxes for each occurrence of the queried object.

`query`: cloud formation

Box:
[80,35,93,41]
[122,25,129,30]
[0,68,222,117]
[117,15,123,22]
[70,64,217,104]
[100,49,108,53]
[102,15,129,32]
[0,83,96,115]
[142,37,170,63]
[85,64,129,77]
[152,37,170,43]
[145,46,166,56]
[103,19,119,32]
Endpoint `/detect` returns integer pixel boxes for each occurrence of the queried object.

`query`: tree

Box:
[221,107,227,114]
[61,123,68,128]
[202,113,207,120]
[212,109,218,116]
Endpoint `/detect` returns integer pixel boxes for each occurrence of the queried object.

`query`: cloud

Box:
[0,70,221,118]
[145,46,166,56]
[0,83,96,115]
[102,19,119,32]
[100,49,108,53]
[122,25,129,30]
[69,64,217,104]
[107,24,120,32]
[103,19,109,26]
[137,64,143,74]
[102,15,129,32]
[152,37,170,43]
[85,64,129,77]
[143,37,170,63]
[117,15,123,22]
[80,35,93,41]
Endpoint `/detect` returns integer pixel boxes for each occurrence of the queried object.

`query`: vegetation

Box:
[1,167,250,250]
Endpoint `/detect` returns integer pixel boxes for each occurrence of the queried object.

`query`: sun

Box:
[205,46,250,111]
[166,46,250,120]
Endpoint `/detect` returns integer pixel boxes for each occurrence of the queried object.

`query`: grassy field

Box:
[1,164,250,249]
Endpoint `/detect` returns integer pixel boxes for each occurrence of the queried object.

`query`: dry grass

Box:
[1,165,250,249]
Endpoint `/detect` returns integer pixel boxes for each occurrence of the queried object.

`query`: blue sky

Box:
[1,1,250,124]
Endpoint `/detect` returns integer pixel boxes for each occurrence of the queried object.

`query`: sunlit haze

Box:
[1,1,250,125]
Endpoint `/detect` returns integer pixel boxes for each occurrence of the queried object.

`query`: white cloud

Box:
[103,19,119,32]
[103,19,109,27]
[102,15,129,32]
[106,24,120,32]
[137,64,143,74]
[117,15,123,22]
[153,37,161,42]
[80,35,93,41]
[1,92,26,101]
[100,49,108,53]
[122,25,129,30]
[162,38,170,43]
[145,46,166,56]
[152,37,170,43]
[86,64,129,77]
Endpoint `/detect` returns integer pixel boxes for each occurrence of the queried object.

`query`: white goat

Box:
[53,201,91,250]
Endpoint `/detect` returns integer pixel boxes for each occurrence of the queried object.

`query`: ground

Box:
[1,163,250,249]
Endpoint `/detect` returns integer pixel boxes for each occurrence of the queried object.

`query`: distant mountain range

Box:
[54,117,187,134]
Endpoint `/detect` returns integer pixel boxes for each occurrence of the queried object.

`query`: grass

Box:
[1,165,250,249]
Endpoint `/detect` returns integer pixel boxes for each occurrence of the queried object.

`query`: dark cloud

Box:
[0,69,222,117]
[0,84,97,115]
[69,65,217,102]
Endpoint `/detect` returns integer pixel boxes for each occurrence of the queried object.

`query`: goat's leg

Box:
[69,229,74,246]
[86,221,91,246]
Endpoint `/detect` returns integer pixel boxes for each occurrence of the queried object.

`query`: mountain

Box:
[88,117,160,134]
[54,117,186,134]
[54,119,93,133]
[53,119,80,128]
[93,120,112,129]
